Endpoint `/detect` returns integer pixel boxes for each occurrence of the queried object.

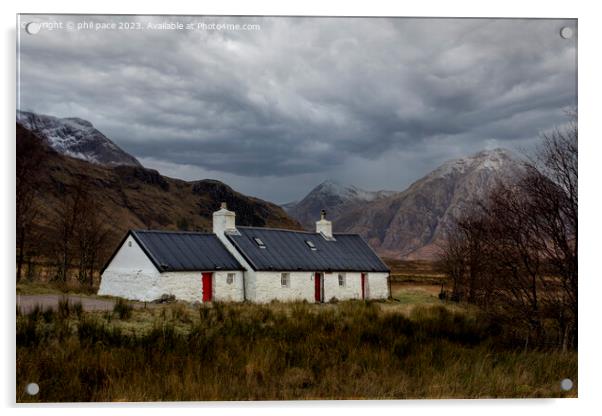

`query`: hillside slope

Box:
[17,123,301,265]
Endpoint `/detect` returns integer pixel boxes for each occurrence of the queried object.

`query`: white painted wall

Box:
[98,234,244,302]
[323,272,362,301]
[99,269,163,301]
[103,235,157,273]
[365,272,390,299]
[212,271,245,302]
[250,270,390,303]
[158,270,244,303]
[253,271,315,303]
[214,231,257,302]
[98,235,162,301]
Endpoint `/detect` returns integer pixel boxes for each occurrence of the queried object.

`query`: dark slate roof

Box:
[104,230,245,273]
[226,227,390,272]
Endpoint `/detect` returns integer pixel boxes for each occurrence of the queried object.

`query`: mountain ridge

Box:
[17,110,141,167]
[286,148,525,260]
[284,179,396,230]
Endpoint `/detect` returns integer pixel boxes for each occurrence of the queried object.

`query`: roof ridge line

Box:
[237,226,317,234]
[132,229,215,235]
[237,226,362,238]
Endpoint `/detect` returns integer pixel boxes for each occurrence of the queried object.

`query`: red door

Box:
[314,272,321,303]
[202,272,213,302]
[361,273,366,300]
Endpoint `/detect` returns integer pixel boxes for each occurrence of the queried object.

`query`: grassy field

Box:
[16,260,576,402]
[16,296,577,401]
[17,281,99,296]
[384,258,445,285]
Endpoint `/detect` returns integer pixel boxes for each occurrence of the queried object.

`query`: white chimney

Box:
[213,202,236,235]
[316,209,333,238]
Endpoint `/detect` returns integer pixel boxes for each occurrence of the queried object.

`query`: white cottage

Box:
[99,203,390,303]
[98,230,245,302]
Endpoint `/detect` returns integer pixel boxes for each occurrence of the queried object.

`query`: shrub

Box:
[102,310,113,322]
[77,317,124,347]
[72,302,84,319]
[28,304,43,321]
[42,307,55,323]
[58,297,71,319]
[16,316,41,346]
[170,303,191,323]
[113,298,133,320]
[392,335,413,359]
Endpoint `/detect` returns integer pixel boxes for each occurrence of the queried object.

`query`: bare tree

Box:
[16,123,46,282]
[523,110,577,348]
[486,182,548,345]
[439,211,490,304]
[52,175,112,287]
[438,230,467,301]
[54,184,78,283]
[74,188,111,287]
[438,110,577,349]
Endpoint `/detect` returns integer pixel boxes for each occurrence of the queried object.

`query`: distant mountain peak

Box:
[309,180,396,203]
[286,147,526,259]
[284,180,397,228]
[474,147,514,157]
[62,117,94,128]
[16,110,141,167]
[313,180,360,198]
[429,147,521,180]
[318,179,341,186]
[315,179,346,191]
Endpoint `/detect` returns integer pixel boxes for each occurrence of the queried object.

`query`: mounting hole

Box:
[25,22,41,35]
[560,27,573,40]
[25,382,39,396]
[560,378,573,391]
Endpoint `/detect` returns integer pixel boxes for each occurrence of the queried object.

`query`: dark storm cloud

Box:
[18,15,576,201]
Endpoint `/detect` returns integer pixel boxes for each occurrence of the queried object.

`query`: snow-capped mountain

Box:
[283,180,396,230]
[310,180,396,203]
[334,148,525,259]
[426,148,520,179]
[17,110,141,167]
[286,148,525,259]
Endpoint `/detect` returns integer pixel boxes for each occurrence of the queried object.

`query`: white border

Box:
[2,1,600,415]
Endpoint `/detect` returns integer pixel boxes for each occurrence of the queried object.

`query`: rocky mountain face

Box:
[284,180,396,230]
[288,149,525,260]
[17,110,141,167]
[16,123,301,265]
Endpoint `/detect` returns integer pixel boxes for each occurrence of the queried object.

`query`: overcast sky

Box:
[18,15,577,203]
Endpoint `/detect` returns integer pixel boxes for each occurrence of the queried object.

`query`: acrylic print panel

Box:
[16,14,577,402]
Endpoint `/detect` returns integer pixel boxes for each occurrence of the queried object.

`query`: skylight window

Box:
[253,237,266,248]
[305,240,317,250]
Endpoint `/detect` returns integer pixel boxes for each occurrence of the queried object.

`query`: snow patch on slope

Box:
[314,180,396,202]
[427,148,519,180]
[17,110,140,167]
